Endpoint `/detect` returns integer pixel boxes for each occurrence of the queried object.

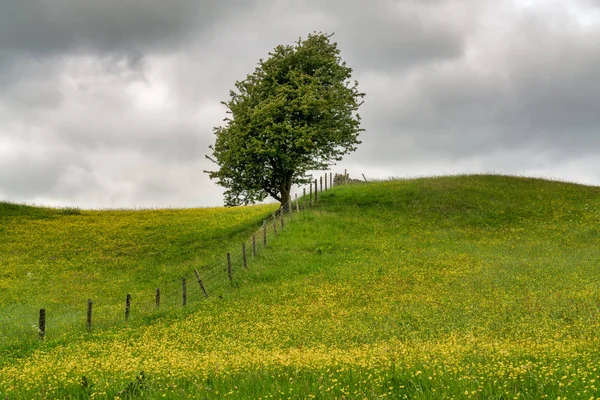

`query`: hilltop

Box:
[1,175,600,399]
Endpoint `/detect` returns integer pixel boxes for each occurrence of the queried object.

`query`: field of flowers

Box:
[0,201,278,354]
[1,175,600,398]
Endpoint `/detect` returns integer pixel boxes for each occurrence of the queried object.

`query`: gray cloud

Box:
[324,0,478,72]
[1,0,599,208]
[349,0,600,169]
[0,0,252,56]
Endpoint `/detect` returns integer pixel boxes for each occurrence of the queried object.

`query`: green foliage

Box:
[0,201,55,218]
[58,207,82,216]
[206,32,364,206]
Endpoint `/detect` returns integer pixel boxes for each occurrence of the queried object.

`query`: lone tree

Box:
[205,32,364,207]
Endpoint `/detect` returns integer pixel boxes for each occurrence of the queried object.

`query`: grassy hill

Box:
[1,175,600,399]
[0,201,278,353]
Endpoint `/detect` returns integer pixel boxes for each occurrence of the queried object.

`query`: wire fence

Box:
[3,172,349,345]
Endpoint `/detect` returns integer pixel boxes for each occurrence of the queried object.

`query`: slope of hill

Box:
[0,201,278,353]
[1,175,600,399]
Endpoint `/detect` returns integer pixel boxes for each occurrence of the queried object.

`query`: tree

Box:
[205,32,364,207]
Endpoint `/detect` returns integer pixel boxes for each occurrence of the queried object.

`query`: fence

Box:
[19,172,346,342]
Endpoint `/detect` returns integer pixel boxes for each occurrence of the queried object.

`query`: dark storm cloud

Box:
[0,0,599,208]
[348,0,600,171]
[0,0,252,56]
[0,0,257,103]
[317,0,476,72]
[502,25,600,135]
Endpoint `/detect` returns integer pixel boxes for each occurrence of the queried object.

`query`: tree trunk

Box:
[279,174,293,211]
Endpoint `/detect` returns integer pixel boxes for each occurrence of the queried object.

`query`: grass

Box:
[1,174,600,399]
[0,201,278,355]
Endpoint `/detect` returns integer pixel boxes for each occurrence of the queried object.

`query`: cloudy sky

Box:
[1,0,599,208]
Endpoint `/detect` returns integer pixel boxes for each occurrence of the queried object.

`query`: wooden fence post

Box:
[39,309,46,340]
[295,193,299,212]
[320,176,323,192]
[280,209,284,230]
[330,172,333,188]
[87,299,92,333]
[344,169,348,184]
[156,288,160,308]
[273,215,277,235]
[242,243,247,269]
[194,269,208,297]
[314,179,318,202]
[325,174,328,190]
[125,294,131,321]
[309,184,312,206]
[182,277,187,306]
[227,252,232,283]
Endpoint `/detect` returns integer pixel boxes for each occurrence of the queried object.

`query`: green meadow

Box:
[1,175,600,399]
[0,202,278,354]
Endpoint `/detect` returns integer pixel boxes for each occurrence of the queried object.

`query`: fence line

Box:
[17,172,343,342]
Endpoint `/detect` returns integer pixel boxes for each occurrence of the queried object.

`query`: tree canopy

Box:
[205,32,364,207]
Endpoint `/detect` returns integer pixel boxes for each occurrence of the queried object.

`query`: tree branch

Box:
[264,187,281,202]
